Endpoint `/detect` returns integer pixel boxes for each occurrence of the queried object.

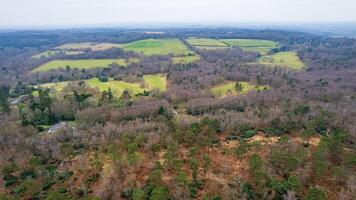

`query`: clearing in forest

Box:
[143,74,167,91]
[256,51,305,70]
[172,55,200,64]
[85,78,144,96]
[186,38,229,49]
[37,78,143,97]
[36,74,167,97]
[120,38,193,56]
[221,39,278,55]
[210,81,268,97]
[32,59,133,72]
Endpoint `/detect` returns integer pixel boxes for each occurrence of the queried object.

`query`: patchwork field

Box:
[32,59,131,72]
[143,74,167,91]
[210,81,268,97]
[187,38,228,48]
[120,38,193,56]
[172,55,200,64]
[257,51,305,70]
[56,42,121,51]
[221,39,278,55]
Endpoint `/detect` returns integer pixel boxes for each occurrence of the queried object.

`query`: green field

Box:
[36,82,69,92]
[221,39,278,55]
[257,51,305,70]
[143,74,167,91]
[57,42,121,51]
[172,55,200,64]
[36,74,167,97]
[210,81,268,97]
[32,59,131,72]
[187,38,228,47]
[85,78,144,96]
[120,39,193,56]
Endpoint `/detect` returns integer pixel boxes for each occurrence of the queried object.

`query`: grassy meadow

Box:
[85,78,144,96]
[36,74,167,97]
[187,38,228,48]
[221,39,278,55]
[257,51,305,70]
[120,39,193,56]
[32,59,130,72]
[210,81,268,97]
[143,74,167,91]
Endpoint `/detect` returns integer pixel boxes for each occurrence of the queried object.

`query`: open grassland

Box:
[221,39,278,55]
[210,81,268,97]
[187,38,228,47]
[120,39,193,56]
[172,55,200,64]
[36,79,143,97]
[36,82,68,92]
[36,74,167,97]
[56,42,121,51]
[85,78,144,96]
[143,74,167,91]
[32,50,84,59]
[32,59,130,72]
[257,51,305,70]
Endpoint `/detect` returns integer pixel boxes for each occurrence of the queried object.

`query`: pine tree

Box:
[0,85,10,113]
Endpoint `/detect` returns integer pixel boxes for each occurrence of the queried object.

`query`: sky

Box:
[0,0,356,28]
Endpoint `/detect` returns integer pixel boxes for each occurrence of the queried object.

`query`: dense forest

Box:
[0,28,355,200]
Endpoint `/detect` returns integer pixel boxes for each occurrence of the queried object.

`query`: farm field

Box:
[210,81,268,97]
[221,39,278,55]
[257,51,305,70]
[186,38,228,47]
[172,55,200,64]
[56,42,121,51]
[143,74,167,91]
[32,59,131,72]
[120,38,193,56]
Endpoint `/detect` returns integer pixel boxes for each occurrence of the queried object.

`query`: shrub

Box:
[98,76,108,82]
[305,187,326,200]
[132,188,145,200]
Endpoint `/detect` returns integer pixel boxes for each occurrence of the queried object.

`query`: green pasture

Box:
[172,55,200,64]
[32,59,130,72]
[187,38,228,47]
[256,51,305,70]
[210,81,268,97]
[85,78,144,96]
[120,39,193,56]
[36,73,167,97]
[143,74,167,91]
[221,39,278,55]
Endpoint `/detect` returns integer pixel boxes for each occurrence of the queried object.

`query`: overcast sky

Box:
[1,0,355,27]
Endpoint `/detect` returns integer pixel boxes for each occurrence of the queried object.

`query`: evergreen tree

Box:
[0,85,10,113]
[235,82,243,92]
